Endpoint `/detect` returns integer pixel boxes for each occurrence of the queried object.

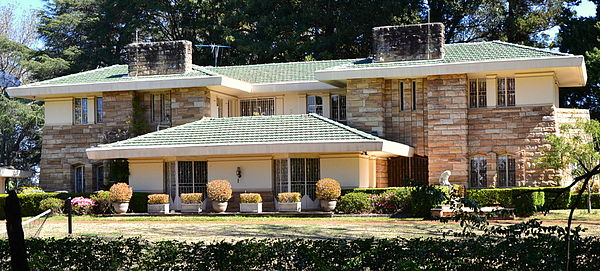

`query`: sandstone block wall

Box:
[126,40,193,77]
[346,78,385,136]
[373,23,445,62]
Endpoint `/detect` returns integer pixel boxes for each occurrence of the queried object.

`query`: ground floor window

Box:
[74,165,85,192]
[497,155,516,187]
[469,156,487,188]
[273,158,320,200]
[93,164,104,191]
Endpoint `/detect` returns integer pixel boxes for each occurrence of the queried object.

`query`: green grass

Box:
[531,209,600,221]
[38,215,404,223]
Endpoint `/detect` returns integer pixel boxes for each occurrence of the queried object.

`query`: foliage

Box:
[336,192,373,214]
[18,186,44,194]
[512,189,545,217]
[576,193,600,208]
[109,183,133,202]
[369,189,412,214]
[277,192,301,203]
[410,185,449,218]
[181,193,202,204]
[38,197,63,214]
[129,192,150,213]
[240,193,262,203]
[467,188,514,206]
[107,159,130,184]
[91,191,112,214]
[315,178,341,200]
[70,196,96,215]
[206,180,232,202]
[147,194,169,204]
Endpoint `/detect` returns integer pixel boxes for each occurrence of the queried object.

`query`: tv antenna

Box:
[194,44,231,67]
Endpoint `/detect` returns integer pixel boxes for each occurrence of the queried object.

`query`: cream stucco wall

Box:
[129,161,164,193]
[207,158,272,191]
[515,74,557,106]
[320,154,375,189]
[45,98,73,125]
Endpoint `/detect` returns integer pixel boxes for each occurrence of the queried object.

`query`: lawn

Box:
[2,209,599,242]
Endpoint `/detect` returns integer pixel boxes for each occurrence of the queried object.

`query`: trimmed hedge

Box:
[466,189,513,206]
[512,189,545,217]
[342,186,448,217]
[575,193,600,209]
[0,236,598,270]
[336,192,372,213]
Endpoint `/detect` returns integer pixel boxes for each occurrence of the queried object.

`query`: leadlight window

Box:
[151,93,170,122]
[73,98,88,124]
[497,78,515,107]
[497,155,516,187]
[330,94,346,122]
[307,95,323,115]
[95,97,104,123]
[469,156,487,188]
[469,79,487,108]
[74,165,85,193]
[273,158,320,200]
[240,98,275,116]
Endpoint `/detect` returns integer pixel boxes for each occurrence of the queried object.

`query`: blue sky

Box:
[6,0,599,47]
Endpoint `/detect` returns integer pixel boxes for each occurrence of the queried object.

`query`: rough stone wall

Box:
[170,87,211,126]
[373,23,445,62]
[426,74,469,185]
[375,159,389,188]
[126,40,193,77]
[346,78,385,136]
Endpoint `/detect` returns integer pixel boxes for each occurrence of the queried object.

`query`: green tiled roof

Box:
[205,59,357,83]
[325,41,569,70]
[26,41,570,87]
[100,114,380,148]
[31,65,214,86]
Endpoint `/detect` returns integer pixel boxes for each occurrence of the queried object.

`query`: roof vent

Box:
[125,40,193,77]
[372,23,445,62]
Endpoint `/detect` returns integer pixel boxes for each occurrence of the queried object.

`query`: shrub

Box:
[278,192,301,203]
[15,193,59,217]
[129,192,150,213]
[240,193,262,203]
[181,193,202,204]
[575,193,600,209]
[70,197,96,215]
[512,189,545,217]
[540,187,571,209]
[91,191,112,214]
[207,180,232,202]
[370,189,412,214]
[467,189,513,206]
[147,194,169,204]
[315,178,341,200]
[18,187,44,194]
[336,192,373,214]
[39,198,64,214]
[109,183,132,202]
[410,185,447,218]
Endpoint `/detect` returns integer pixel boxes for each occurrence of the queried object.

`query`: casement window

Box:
[74,165,85,193]
[497,155,516,187]
[412,81,417,110]
[151,93,170,122]
[95,97,104,123]
[240,97,275,116]
[93,164,104,191]
[330,94,346,122]
[497,78,515,107]
[273,158,320,200]
[73,98,88,124]
[469,79,487,108]
[307,95,323,115]
[400,82,405,111]
[216,97,224,118]
[469,156,487,188]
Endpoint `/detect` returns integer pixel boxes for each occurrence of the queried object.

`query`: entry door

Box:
[166,161,208,210]
[273,158,320,210]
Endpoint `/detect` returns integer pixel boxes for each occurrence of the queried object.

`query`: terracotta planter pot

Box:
[112,201,129,214]
[240,202,262,213]
[278,202,301,212]
[181,203,202,213]
[148,203,169,214]
[320,200,337,212]
[212,201,228,213]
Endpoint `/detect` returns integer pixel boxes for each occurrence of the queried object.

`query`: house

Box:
[7,23,590,210]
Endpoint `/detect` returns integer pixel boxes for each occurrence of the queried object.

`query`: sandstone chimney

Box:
[126,40,193,77]
[372,23,445,62]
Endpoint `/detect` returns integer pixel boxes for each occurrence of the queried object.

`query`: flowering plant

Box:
[71,197,96,215]
[369,190,411,214]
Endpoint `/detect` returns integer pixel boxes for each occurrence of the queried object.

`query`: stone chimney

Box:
[372,23,445,62]
[126,40,193,77]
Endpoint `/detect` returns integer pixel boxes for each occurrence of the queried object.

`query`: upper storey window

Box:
[95,97,104,123]
[151,93,170,123]
[73,98,88,124]
[469,79,487,108]
[498,78,515,107]
[240,97,275,116]
[307,95,323,115]
[330,94,346,122]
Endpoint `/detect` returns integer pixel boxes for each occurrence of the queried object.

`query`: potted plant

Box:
[316,178,341,212]
[277,192,301,212]
[147,194,170,214]
[181,193,203,213]
[207,180,232,213]
[109,183,132,214]
[240,193,262,213]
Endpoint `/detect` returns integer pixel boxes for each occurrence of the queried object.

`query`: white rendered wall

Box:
[129,161,164,193]
[515,75,556,106]
[320,155,363,189]
[207,158,272,192]
[45,99,73,125]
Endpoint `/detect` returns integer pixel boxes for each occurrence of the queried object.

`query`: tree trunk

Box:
[588,180,593,213]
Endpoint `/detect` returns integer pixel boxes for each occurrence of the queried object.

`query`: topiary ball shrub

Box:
[336,192,373,214]
[39,198,64,214]
[147,194,169,204]
[316,178,341,200]
[207,180,232,202]
[277,192,301,203]
[181,193,203,204]
[109,183,133,202]
[240,193,262,203]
